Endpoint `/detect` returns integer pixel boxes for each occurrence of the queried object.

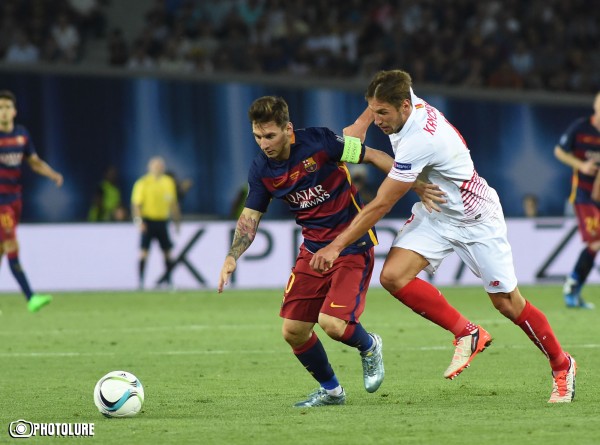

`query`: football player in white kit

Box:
[310,70,576,403]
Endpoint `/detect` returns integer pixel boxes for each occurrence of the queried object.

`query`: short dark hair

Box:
[248,96,290,128]
[0,90,16,105]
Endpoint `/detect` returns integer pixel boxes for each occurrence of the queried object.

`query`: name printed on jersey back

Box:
[423,102,438,136]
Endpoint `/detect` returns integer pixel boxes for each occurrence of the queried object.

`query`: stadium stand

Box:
[0,0,598,93]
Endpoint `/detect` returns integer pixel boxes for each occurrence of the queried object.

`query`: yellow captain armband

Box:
[340,135,363,164]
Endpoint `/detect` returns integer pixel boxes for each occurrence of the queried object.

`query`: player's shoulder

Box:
[247,152,269,179]
[564,116,589,133]
[163,174,177,186]
[294,126,336,142]
[13,124,29,133]
[0,124,28,138]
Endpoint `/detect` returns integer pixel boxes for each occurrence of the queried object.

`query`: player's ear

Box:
[286,122,293,134]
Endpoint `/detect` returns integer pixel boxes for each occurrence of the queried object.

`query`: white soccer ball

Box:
[93,371,144,417]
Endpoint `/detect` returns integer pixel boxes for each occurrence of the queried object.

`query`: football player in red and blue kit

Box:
[218,96,442,407]
[219,96,387,407]
[0,90,63,312]
[554,92,600,309]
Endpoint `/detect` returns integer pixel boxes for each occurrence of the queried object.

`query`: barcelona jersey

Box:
[558,116,600,204]
[245,127,377,255]
[0,125,36,205]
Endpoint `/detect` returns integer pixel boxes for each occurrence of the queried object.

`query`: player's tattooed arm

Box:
[228,208,263,260]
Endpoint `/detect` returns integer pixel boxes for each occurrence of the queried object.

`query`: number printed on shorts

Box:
[584,215,600,236]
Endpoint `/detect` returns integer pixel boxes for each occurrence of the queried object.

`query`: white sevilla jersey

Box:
[387,89,502,226]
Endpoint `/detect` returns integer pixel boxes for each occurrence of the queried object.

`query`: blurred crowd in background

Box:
[0,0,599,93]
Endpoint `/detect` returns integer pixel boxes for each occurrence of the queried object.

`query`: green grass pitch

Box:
[0,286,598,445]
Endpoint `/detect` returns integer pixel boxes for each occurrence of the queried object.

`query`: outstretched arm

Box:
[170,200,181,233]
[361,146,393,174]
[218,207,263,293]
[27,154,63,187]
[555,145,598,176]
[592,171,600,202]
[310,177,412,273]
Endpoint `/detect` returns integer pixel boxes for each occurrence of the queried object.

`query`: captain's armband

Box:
[340,135,363,164]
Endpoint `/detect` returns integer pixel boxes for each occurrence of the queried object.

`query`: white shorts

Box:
[392,205,518,293]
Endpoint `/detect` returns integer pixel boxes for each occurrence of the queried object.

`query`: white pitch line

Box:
[1,343,599,358]
[0,319,517,337]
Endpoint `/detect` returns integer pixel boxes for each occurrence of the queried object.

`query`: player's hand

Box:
[309,245,341,273]
[53,173,64,187]
[579,159,598,176]
[412,180,446,213]
[218,256,237,293]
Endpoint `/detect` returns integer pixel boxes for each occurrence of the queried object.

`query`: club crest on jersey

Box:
[302,157,317,173]
[394,161,411,170]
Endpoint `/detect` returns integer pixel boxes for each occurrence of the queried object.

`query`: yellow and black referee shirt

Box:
[131,173,177,220]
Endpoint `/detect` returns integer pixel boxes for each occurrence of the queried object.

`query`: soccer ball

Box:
[93,371,144,417]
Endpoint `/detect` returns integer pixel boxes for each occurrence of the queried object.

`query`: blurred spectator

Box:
[522,194,539,218]
[88,165,124,222]
[487,61,523,89]
[2,0,600,94]
[165,170,193,204]
[50,13,80,62]
[158,38,187,71]
[127,39,155,70]
[67,0,108,39]
[107,28,128,66]
[509,39,534,77]
[4,29,39,64]
[237,0,265,28]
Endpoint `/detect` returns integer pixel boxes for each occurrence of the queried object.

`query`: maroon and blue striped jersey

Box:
[0,125,36,205]
[245,127,378,255]
[558,116,600,204]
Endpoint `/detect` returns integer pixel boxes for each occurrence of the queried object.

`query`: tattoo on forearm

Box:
[228,214,258,260]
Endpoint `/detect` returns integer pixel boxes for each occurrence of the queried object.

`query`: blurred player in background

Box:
[554,92,600,310]
[131,156,181,290]
[311,70,576,403]
[0,90,63,312]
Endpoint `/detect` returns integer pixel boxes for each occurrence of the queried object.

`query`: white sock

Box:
[325,385,343,396]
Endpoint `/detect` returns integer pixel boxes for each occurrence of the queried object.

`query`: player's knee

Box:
[489,294,520,320]
[317,314,346,340]
[380,269,409,293]
[281,326,309,348]
[3,240,18,254]
[320,322,345,341]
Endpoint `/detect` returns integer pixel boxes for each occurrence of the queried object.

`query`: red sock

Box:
[514,300,569,372]
[392,278,471,337]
